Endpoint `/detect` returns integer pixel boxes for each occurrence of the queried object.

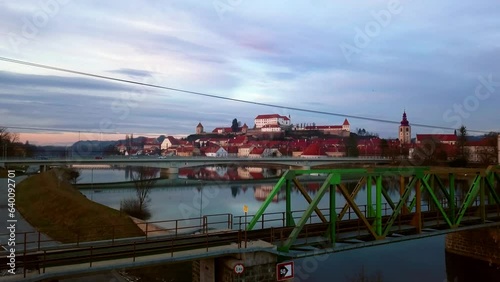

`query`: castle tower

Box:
[196,122,204,134]
[241,123,248,134]
[342,119,350,132]
[399,111,411,144]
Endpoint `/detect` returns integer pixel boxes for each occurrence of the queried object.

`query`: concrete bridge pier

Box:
[168,167,179,179]
[161,167,179,179]
[39,165,48,173]
[193,251,279,282]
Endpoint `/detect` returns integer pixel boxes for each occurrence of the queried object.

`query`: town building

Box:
[398,111,411,144]
[196,122,204,134]
[254,114,291,129]
[294,119,350,137]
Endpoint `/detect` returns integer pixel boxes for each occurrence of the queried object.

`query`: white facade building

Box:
[254,114,291,129]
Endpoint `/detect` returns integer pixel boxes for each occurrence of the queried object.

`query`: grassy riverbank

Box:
[16,169,144,243]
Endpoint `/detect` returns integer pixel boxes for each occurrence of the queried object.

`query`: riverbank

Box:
[16,169,144,243]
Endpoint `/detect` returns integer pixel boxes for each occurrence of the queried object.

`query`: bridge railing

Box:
[2,196,496,255]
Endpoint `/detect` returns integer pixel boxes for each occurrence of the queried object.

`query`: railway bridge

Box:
[1,166,499,281]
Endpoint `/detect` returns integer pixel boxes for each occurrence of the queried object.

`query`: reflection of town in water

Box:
[178,165,284,181]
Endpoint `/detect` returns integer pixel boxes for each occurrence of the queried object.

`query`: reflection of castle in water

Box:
[253,182,323,202]
[254,185,286,202]
[179,166,283,181]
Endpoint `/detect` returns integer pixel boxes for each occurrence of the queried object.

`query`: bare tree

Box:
[130,166,159,210]
[0,127,20,157]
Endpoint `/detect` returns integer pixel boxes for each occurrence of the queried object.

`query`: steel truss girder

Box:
[249,166,500,253]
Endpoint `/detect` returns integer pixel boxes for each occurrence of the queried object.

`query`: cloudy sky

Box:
[1,0,499,145]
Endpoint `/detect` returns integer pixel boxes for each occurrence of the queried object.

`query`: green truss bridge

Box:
[2,166,500,281]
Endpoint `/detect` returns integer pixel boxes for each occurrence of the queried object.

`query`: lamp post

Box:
[91,168,94,200]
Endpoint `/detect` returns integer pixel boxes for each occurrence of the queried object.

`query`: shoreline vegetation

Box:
[16,169,144,243]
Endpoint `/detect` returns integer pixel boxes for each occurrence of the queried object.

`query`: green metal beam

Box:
[381,184,396,211]
[480,177,486,223]
[382,176,415,236]
[278,173,340,252]
[432,174,451,201]
[375,175,383,236]
[484,172,500,205]
[420,175,453,227]
[449,173,456,225]
[292,178,327,223]
[455,174,482,226]
[367,176,374,217]
[247,170,294,230]
[286,178,294,227]
[329,182,337,247]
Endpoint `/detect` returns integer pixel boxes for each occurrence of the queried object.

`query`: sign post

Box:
[276,261,294,281]
[243,205,248,248]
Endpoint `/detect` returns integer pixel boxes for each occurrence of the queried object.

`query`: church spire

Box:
[400,110,409,126]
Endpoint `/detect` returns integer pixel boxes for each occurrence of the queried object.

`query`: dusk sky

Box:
[1,1,499,145]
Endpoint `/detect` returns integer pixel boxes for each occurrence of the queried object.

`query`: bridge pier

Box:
[445,227,500,266]
[160,167,179,179]
[193,251,279,282]
[39,165,47,173]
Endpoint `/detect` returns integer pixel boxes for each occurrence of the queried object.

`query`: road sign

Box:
[243,205,248,213]
[234,263,245,274]
[276,261,294,281]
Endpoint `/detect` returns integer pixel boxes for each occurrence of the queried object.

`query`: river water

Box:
[77,168,500,281]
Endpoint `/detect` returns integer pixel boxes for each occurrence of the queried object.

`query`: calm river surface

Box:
[78,168,500,281]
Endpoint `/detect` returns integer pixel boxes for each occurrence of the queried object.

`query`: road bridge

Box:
[1,165,499,281]
[1,156,391,172]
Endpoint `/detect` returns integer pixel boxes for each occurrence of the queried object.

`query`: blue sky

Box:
[0,0,499,145]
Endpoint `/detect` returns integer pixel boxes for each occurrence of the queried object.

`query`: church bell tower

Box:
[399,111,411,144]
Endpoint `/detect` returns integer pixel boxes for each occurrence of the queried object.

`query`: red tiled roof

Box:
[166,136,180,145]
[204,146,222,153]
[224,146,239,153]
[255,114,289,120]
[250,147,266,155]
[305,125,342,130]
[416,134,457,142]
[343,119,350,126]
[301,143,326,156]
[144,137,159,145]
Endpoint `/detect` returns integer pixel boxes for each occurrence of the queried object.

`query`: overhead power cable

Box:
[0,56,494,134]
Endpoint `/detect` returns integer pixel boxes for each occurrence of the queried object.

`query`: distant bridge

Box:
[1,156,391,172]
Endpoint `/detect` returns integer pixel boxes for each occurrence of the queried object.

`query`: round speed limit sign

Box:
[234,263,245,274]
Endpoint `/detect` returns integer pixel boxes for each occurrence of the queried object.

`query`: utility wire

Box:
[0,56,494,134]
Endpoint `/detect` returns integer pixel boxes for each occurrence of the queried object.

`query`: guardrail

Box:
[3,196,493,256]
